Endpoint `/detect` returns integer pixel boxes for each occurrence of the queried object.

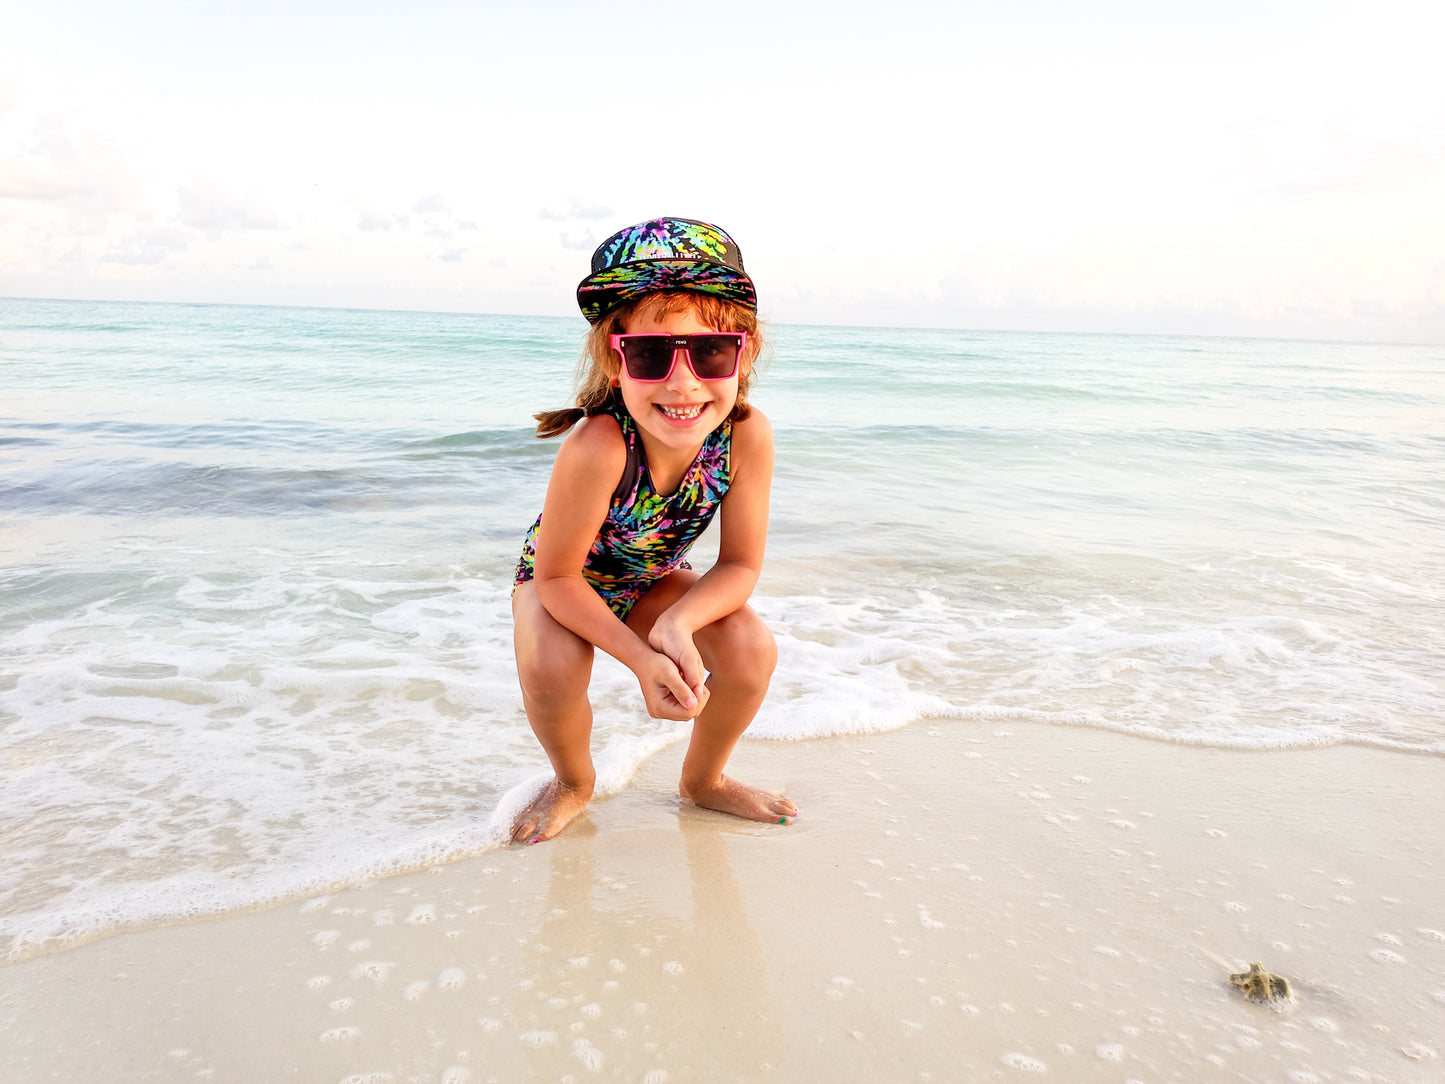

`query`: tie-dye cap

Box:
[576,217,757,324]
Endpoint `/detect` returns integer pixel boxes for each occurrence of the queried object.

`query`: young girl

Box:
[509,216,797,844]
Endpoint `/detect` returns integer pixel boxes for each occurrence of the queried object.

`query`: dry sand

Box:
[2,720,1442,1083]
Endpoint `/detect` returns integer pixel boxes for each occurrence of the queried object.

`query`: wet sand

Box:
[2,720,1442,1082]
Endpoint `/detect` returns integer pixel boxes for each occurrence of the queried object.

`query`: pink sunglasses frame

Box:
[608,332,748,383]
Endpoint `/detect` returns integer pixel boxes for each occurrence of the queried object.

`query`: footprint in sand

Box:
[350,961,394,983]
[1000,1052,1046,1072]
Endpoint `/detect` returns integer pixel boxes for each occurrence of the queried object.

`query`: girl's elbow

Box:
[533,573,577,614]
[713,561,761,598]
[717,556,763,582]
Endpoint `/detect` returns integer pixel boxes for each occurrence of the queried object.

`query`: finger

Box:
[649,630,705,689]
[678,652,706,691]
[646,679,699,719]
[669,638,704,689]
[647,691,696,722]
[659,666,697,710]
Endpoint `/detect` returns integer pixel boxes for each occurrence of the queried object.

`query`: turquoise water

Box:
[2,297,1442,959]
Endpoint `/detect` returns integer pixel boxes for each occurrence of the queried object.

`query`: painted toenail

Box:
[778,817,788,824]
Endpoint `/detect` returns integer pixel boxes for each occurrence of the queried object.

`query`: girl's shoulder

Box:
[567,408,626,448]
[553,410,627,481]
[729,406,773,451]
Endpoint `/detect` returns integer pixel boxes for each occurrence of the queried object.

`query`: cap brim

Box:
[576,260,757,324]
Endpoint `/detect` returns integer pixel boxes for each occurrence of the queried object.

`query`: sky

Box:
[2,0,1442,342]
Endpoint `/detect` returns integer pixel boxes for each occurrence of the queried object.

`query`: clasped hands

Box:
[637,615,709,721]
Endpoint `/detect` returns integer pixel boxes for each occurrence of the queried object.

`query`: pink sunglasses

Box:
[608,332,747,382]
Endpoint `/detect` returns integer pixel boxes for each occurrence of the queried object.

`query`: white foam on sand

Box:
[1,574,972,959]
[5,565,1442,960]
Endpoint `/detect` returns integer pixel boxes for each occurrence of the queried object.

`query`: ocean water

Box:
[2,297,1442,960]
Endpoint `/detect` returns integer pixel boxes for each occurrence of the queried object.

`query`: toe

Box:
[509,796,547,844]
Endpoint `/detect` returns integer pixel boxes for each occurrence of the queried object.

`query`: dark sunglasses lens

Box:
[621,337,676,380]
[687,335,741,378]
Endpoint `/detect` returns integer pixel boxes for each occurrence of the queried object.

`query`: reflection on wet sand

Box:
[504,814,784,1078]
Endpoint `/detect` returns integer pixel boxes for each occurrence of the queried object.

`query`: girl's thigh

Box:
[623,569,703,640]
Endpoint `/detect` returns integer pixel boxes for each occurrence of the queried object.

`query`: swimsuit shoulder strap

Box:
[606,399,641,504]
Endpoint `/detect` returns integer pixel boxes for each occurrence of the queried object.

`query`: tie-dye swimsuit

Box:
[513,400,732,620]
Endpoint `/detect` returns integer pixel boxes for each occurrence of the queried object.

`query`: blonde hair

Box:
[533,291,764,438]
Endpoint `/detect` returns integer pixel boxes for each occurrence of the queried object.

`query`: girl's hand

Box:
[637,650,710,721]
[647,616,707,698]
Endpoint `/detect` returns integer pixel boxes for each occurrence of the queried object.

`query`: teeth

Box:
[660,404,704,420]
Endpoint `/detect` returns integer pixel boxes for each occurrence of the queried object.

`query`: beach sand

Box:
[2,720,1442,1083]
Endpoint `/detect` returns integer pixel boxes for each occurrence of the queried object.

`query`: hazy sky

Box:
[2,0,1441,341]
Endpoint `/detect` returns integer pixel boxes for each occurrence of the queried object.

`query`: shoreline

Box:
[3,720,1442,1082]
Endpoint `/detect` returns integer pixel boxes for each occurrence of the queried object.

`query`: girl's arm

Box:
[532,414,701,718]
[647,409,774,683]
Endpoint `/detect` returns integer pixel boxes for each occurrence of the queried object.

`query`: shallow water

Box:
[2,297,1442,958]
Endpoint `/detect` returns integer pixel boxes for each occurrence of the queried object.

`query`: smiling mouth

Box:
[659,404,705,421]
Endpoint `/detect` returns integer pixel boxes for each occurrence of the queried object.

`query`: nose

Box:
[665,346,698,387]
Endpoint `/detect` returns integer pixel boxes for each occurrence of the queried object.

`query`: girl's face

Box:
[615,303,744,454]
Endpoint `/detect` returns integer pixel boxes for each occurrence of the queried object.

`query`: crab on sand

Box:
[1230,961,1292,1002]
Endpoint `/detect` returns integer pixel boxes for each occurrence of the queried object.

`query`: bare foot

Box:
[510,778,594,844]
[680,775,798,825]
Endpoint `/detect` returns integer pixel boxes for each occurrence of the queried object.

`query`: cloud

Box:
[176,178,280,232]
[411,194,478,240]
[559,230,602,251]
[347,194,477,239]
[540,200,613,222]
[1252,134,1445,199]
[357,210,408,231]
[0,111,143,222]
[102,226,191,266]
[347,196,408,232]
[0,164,72,201]
[0,73,22,116]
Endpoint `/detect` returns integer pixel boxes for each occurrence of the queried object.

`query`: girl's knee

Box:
[519,657,586,705]
[709,610,777,688]
[516,628,592,708]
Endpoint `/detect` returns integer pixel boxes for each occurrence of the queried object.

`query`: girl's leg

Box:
[510,581,597,843]
[626,572,798,824]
